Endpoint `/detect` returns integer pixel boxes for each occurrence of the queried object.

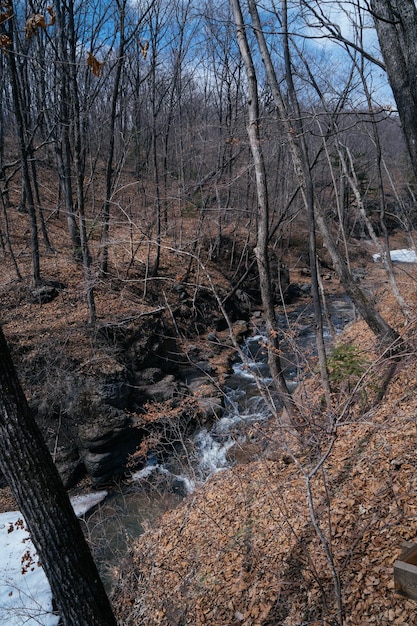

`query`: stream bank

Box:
[85,293,356,591]
[109,256,417,626]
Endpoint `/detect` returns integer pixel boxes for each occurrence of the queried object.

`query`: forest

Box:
[1,0,417,624]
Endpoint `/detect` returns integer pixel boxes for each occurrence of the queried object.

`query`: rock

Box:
[138,368,162,383]
[180,363,225,421]
[78,408,130,450]
[53,446,84,488]
[132,374,181,402]
[181,364,214,387]
[81,426,143,486]
[82,451,114,483]
[232,320,250,343]
[40,360,139,485]
[226,442,264,464]
[352,268,367,282]
[99,380,129,409]
[195,396,224,421]
[213,316,229,331]
[194,361,215,374]
[30,285,59,304]
[185,374,210,392]
[30,280,66,304]
[171,478,190,497]
[285,283,303,302]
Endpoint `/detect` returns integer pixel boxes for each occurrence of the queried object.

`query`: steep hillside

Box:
[2,202,417,624]
[112,266,417,625]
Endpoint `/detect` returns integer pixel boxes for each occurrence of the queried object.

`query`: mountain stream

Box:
[86,295,355,590]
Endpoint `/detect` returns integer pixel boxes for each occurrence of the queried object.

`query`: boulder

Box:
[30,280,67,304]
[131,374,182,403]
[79,421,143,486]
[53,446,84,488]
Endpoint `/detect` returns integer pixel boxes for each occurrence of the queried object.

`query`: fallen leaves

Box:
[112,290,417,625]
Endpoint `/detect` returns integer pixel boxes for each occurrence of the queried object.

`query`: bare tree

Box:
[244,0,401,353]
[230,0,300,421]
[54,0,97,324]
[1,0,41,285]
[101,0,128,276]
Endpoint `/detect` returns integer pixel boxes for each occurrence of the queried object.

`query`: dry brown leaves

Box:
[2,205,417,624]
[113,263,417,625]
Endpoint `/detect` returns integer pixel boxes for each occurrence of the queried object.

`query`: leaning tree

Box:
[0,326,117,626]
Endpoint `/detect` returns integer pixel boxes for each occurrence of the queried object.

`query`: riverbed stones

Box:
[13,282,255,488]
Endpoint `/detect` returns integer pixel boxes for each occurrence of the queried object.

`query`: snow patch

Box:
[70,490,108,517]
[0,510,59,626]
[0,490,108,625]
[373,249,417,263]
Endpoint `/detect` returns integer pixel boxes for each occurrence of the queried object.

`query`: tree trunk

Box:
[0,327,116,626]
[230,0,300,422]
[280,0,332,406]
[4,3,40,285]
[370,0,417,180]
[66,0,96,325]
[54,1,81,257]
[247,0,401,353]
[101,1,126,275]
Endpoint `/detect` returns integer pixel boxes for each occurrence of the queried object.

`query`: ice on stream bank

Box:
[0,491,107,626]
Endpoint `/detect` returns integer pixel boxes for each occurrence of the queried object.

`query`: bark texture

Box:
[370,0,417,179]
[0,327,116,626]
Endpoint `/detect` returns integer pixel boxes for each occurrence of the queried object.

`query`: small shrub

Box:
[328,343,383,414]
[327,343,369,387]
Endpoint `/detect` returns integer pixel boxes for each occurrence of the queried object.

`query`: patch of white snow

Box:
[373,249,417,263]
[70,490,108,517]
[0,490,108,625]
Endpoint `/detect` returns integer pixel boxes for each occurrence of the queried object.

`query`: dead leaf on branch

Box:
[25,14,46,39]
[46,6,56,26]
[87,51,104,77]
[0,33,11,52]
[140,40,149,59]
[24,8,55,39]
[0,1,12,25]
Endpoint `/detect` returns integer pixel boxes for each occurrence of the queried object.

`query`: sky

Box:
[0,491,108,626]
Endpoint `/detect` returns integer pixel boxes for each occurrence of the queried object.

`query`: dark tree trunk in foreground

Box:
[370,0,417,180]
[0,327,116,626]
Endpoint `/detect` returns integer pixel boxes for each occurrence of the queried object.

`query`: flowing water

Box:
[86,295,355,589]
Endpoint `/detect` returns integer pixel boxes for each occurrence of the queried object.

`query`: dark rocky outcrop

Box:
[26,307,240,487]
[0,282,254,489]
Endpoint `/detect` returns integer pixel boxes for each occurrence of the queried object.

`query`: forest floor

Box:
[1,206,417,624]
[110,236,417,625]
